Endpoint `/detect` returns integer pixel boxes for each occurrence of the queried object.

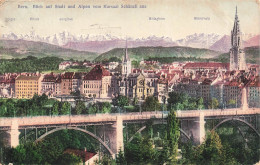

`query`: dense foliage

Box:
[167,92,205,110]
[181,131,238,165]
[3,130,98,164]
[0,94,72,117]
[141,96,160,112]
[0,56,63,73]
[88,102,112,114]
[95,46,219,62]
[112,95,129,108]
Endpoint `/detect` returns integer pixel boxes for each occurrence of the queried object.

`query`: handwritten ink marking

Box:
[139,5,146,8]
[46,5,52,8]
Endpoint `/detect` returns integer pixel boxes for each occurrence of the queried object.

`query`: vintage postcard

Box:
[0,0,259,164]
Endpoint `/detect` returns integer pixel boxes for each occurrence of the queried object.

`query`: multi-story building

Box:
[60,72,74,95]
[183,62,229,74]
[223,80,243,108]
[129,73,158,100]
[81,65,112,98]
[41,73,56,97]
[59,61,72,70]
[0,73,17,98]
[60,72,82,95]
[15,74,43,99]
[246,76,260,107]
[54,75,61,96]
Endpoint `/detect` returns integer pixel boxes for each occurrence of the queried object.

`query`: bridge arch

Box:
[35,126,114,156]
[128,125,191,143]
[211,118,260,137]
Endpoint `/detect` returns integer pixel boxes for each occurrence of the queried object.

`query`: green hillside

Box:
[94,46,220,62]
[215,46,260,64]
[0,40,98,61]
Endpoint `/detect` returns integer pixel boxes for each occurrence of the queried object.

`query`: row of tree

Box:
[0,91,235,118]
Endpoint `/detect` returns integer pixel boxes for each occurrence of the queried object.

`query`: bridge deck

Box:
[0,108,259,129]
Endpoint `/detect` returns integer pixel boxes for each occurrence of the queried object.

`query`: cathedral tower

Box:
[230,6,247,71]
[122,40,131,77]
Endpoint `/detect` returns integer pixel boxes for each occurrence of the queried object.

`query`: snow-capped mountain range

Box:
[1,31,258,53]
[176,33,222,49]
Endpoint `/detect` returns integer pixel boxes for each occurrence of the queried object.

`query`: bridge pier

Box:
[199,112,206,144]
[180,111,205,145]
[241,88,248,110]
[97,116,124,158]
[8,120,20,148]
[107,116,124,158]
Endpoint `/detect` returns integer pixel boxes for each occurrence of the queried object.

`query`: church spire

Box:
[232,6,240,47]
[229,6,247,71]
[123,39,129,62]
[122,38,131,76]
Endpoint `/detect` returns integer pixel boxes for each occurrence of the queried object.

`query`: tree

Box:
[56,153,82,165]
[166,110,180,162]
[100,102,112,113]
[116,148,126,165]
[141,96,160,111]
[60,102,71,115]
[208,98,219,109]
[228,99,236,108]
[52,101,60,115]
[0,104,7,117]
[97,154,115,165]
[139,137,158,163]
[5,99,16,117]
[132,97,139,106]
[125,135,157,164]
[112,95,129,108]
[167,92,189,110]
[73,100,85,115]
[88,103,98,114]
[197,97,205,110]
[183,131,238,165]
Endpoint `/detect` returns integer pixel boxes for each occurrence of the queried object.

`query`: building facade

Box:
[81,65,112,98]
[15,74,43,99]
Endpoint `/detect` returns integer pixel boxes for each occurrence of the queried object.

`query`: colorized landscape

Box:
[0,0,259,165]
